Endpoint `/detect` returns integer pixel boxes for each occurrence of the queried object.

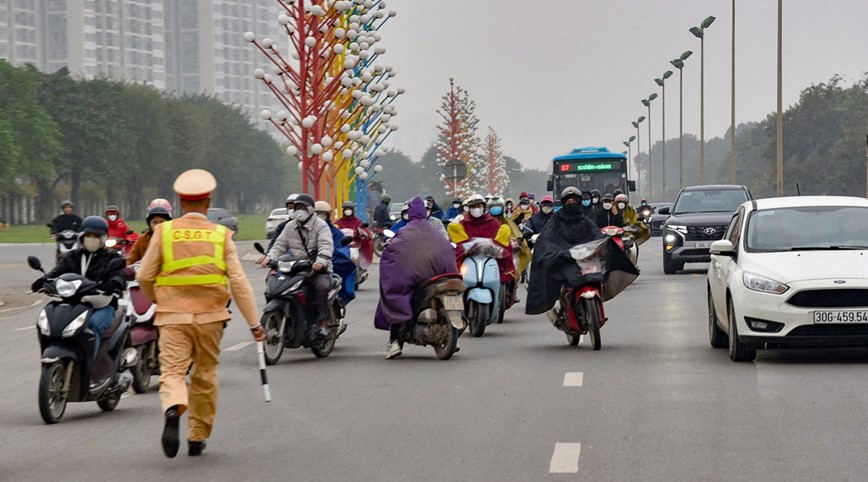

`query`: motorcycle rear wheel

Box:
[262,311,286,365]
[468,301,487,337]
[583,298,602,351]
[38,360,68,424]
[131,344,153,394]
[433,323,459,360]
[311,307,339,358]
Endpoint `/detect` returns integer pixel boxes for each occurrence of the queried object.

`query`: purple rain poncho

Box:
[374,197,459,330]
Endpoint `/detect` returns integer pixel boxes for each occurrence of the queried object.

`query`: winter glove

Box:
[100,278,125,294]
[31,277,46,292]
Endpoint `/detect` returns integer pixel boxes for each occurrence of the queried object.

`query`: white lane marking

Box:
[14,325,33,332]
[563,372,584,387]
[225,341,254,352]
[549,443,581,473]
[0,300,42,314]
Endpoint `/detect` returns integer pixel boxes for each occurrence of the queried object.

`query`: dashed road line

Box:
[225,341,254,352]
[563,372,584,387]
[549,443,581,473]
[0,300,41,315]
[13,325,33,332]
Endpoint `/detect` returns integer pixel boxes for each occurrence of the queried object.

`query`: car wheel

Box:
[727,296,756,362]
[708,289,728,348]
[663,252,680,274]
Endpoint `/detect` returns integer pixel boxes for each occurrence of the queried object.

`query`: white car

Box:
[265,208,289,239]
[707,196,868,362]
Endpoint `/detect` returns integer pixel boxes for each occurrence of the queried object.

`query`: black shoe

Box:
[162,407,180,458]
[188,440,207,456]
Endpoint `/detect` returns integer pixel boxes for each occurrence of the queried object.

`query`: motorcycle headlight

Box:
[62,311,89,338]
[37,309,50,336]
[460,264,468,278]
[277,260,296,273]
[743,272,789,294]
[105,238,117,248]
[55,279,82,298]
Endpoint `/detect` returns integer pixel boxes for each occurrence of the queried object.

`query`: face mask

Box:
[489,206,504,216]
[470,207,485,218]
[592,197,600,204]
[82,236,102,252]
[582,199,591,207]
[107,214,118,222]
[542,206,553,214]
[401,213,409,221]
[294,208,312,222]
[603,203,613,210]
[344,209,353,217]
[453,203,461,209]
[520,203,529,209]
[562,204,581,215]
[617,202,627,210]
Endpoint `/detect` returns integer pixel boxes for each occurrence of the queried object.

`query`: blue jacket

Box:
[391,218,408,234]
[328,222,356,304]
[444,207,462,220]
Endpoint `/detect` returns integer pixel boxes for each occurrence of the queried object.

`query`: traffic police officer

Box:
[137,169,265,458]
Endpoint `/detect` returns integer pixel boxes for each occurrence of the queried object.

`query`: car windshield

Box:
[673,190,747,215]
[270,208,287,217]
[746,206,868,252]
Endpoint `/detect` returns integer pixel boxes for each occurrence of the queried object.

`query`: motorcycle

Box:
[253,243,345,365]
[27,256,137,424]
[105,231,136,259]
[341,225,374,289]
[122,263,159,393]
[601,225,640,265]
[371,224,390,257]
[48,224,80,262]
[546,239,611,350]
[459,238,504,337]
[399,273,467,360]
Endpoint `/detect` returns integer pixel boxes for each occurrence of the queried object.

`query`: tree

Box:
[479,127,509,196]
[435,78,481,198]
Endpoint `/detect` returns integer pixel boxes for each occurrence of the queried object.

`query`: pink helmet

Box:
[148,198,173,217]
[540,195,555,204]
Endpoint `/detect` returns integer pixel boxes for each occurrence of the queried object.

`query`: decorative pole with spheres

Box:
[247,0,400,219]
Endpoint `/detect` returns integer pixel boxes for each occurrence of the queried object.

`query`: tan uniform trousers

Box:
[158,321,225,442]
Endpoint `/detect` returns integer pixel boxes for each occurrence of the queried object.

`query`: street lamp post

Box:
[641,94,657,198]
[776,0,783,196]
[655,70,673,199]
[670,50,693,189]
[631,117,645,196]
[690,16,716,185]
[730,0,737,184]
[623,135,636,185]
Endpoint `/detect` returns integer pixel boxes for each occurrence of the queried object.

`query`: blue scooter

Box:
[459,238,504,337]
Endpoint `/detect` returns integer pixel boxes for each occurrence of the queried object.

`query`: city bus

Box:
[546,147,636,197]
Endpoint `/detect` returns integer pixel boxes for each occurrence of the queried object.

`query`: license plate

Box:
[813,311,868,323]
[443,296,463,311]
[695,241,712,249]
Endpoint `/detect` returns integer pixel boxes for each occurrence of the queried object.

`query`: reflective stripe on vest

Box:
[155,220,228,286]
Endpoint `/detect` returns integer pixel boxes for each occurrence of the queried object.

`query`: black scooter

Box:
[253,243,345,365]
[28,256,137,424]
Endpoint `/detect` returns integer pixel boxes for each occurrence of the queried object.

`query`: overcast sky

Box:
[378,0,868,171]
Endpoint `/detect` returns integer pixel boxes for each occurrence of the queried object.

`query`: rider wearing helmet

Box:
[31,216,127,353]
[50,200,83,236]
[525,195,556,236]
[444,197,463,220]
[389,202,411,234]
[510,192,535,225]
[373,194,392,227]
[447,194,516,283]
[266,194,298,252]
[336,201,363,232]
[264,194,334,341]
[104,204,138,255]
[315,201,356,306]
[590,189,602,208]
[425,195,444,220]
[127,199,173,265]
[594,192,624,228]
[488,196,531,300]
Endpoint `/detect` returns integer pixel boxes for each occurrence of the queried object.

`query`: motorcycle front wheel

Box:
[38,360,68,424]
[97,393,120,412]
[468,301,488,337]
[262,311,286,365]
[582,298,602,351]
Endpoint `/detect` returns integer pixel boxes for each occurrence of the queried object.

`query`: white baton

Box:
[256,341,271,402]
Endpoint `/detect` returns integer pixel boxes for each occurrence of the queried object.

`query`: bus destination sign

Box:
[558,160,619,172]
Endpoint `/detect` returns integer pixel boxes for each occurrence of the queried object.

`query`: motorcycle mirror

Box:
[340,236,353,246]
[383,229,395,238]
[27,256,44,273]
[125,229,134,235]
[46,223,52,229]
[253,242,266,254]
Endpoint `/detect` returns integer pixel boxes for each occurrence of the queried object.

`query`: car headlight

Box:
[55,279,81,298]
[664,233,678,244]
[743,272,789,294]
[666,224,688,235]
[62,311,89,338]
[37,309,50,336]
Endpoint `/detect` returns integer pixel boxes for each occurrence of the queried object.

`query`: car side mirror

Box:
[710,240,735,257]
[546,179,554,192]
[627,180,637,192]
[657,207,671,215]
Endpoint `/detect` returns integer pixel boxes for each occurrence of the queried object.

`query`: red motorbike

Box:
[122,264,159,393]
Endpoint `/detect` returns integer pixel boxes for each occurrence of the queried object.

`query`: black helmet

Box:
[602,192,615,202]
[81,216,109,236]
[453,198,462,204]
[425,195,435,202]
[294,194,315,208]
[105,204,119,213]
[146,206,172,224]
[560,187,582,204]
[342,201,354,210]
[612,189,624,197]
[61,200,73,208]
[590,189,601,197]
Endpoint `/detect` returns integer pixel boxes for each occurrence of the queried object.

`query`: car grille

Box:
[686,225,727,241]
[787,289,868,308]
[787,324,868,337]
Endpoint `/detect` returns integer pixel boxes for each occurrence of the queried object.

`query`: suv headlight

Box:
[666,224,688,235]
[62,311,89,337]
[37,309,50,336]
[743,272,789,294]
